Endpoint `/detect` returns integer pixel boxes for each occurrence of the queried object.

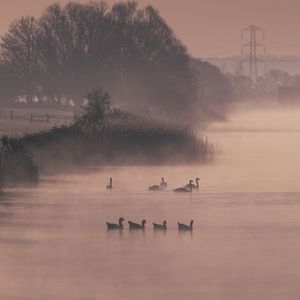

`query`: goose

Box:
[185,177,200,190]
[178,220,194,231]
[173,180,193,192]
[106,217,125,230]
[153,220,167,230]
[106,177,113,190]
[128,219,146,230]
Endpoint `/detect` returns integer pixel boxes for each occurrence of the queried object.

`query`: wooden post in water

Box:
[46,114,50,123]
[30,114,33,123]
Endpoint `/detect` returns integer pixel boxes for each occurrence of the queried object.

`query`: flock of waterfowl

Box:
[105,176,198,231]
[106,177,200,192]
[106,218,194,231]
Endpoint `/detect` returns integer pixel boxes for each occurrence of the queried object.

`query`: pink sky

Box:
[1,0,300,58]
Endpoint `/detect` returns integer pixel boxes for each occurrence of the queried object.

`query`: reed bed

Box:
[0,109,214,183]
[0,136,39,186]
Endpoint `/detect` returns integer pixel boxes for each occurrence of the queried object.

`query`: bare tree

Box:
[0,1,232,124]
[1,17,41,103]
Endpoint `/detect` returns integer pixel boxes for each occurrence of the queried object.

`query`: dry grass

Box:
[0,107,74,136]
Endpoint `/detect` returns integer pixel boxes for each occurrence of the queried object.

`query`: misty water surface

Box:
[1,108,300,300]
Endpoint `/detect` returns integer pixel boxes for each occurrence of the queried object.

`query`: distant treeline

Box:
[0,90,214,185]
[0,1,232,124]
[227,69,300,101]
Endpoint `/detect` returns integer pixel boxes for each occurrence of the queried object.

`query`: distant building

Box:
[278,86,300,105]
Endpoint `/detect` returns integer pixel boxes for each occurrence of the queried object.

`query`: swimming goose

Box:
[173,180,193,192]
[106,177,113,190]
[153,220,167,230]
[106,217,125,230]
[178,220,194,231]
[128,220,146,230]
[185,178,200,190]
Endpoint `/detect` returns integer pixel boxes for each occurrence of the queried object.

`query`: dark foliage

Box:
[1,90,214,177]
[0,136,39,186]
[0,1,232,124]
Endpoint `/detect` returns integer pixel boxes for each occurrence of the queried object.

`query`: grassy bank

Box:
[0,107,74,136]
[0,136,39,187]
[0,90,214,185]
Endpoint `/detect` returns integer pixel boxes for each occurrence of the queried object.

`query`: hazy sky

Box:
[1,0,300,58]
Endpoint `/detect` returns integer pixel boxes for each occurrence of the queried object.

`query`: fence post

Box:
[46,114,49,123]
[10,110,13,120]
[30,114,33,123]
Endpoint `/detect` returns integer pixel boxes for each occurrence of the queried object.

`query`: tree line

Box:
[0,1,232,124]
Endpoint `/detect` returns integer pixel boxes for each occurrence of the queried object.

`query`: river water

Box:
[1,108,300,300]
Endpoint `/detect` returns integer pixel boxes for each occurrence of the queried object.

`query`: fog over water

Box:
[1,107,300,300]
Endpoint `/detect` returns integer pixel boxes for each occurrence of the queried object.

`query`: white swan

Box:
[174,180,193,192]
[185,177,200,190]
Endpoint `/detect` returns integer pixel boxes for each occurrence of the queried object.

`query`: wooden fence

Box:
[0,110,76,125]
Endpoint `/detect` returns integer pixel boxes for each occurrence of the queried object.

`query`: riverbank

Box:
[0,106,214,186]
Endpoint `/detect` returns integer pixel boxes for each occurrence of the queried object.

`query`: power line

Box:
[200,39,241,57]
[266,38,300,50]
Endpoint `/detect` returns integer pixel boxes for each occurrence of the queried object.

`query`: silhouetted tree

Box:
[1,17,41,103]
[0,62,21,104]
[0,1,232,123]
[80,89,112,132]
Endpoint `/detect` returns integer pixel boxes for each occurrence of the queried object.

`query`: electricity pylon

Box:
[241,25,266,83]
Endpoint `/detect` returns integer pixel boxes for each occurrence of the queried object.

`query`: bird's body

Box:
[173,187,190,192]
[174,180,193,192]
[106,177,113,190]
[148,177,167,191]
[178,220,194,231]
[153,220,167,230]
[148,185,161,191]
[128,220,146,230]
[184,178,200,190]
[106,217,124,230]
